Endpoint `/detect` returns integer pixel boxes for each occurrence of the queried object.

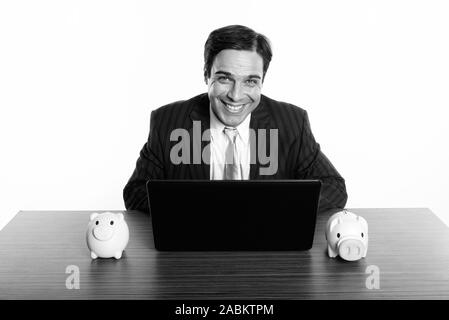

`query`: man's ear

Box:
[90,212,99,221]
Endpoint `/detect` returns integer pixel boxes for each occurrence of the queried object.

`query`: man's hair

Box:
[203,25,272,83]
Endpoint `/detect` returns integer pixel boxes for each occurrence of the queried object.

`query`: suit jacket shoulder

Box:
[259,94,309,140]
[152,93,207,122]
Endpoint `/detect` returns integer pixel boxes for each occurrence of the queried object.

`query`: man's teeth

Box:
[225,104,244,112]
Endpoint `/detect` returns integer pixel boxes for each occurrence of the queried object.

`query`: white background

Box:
[1,0,448,230]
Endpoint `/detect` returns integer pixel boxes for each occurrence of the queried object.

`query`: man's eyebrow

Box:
[214,71,261,79]
[214,71,232,76]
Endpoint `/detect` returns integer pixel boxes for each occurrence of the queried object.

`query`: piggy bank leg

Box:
[327,245,338,258]
[114,251,123,259]
[91,251,98,259]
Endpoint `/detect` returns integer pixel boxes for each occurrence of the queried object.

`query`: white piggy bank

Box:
[325,210,368,261]
[86,212,129,259]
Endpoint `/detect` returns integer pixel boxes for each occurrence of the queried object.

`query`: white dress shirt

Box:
[209,107,251,180]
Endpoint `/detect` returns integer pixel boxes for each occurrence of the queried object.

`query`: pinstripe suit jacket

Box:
[123,93,347,213]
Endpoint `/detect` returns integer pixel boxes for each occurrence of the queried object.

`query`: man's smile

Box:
[220,99,249,114]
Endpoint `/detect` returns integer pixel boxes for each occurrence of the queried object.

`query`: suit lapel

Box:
[249,96,271,180]
[188,94,210,180]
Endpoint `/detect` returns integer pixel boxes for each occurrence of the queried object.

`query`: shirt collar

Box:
[209,106,251,144]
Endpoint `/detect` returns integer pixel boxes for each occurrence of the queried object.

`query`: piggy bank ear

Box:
[90,212,99,221]
[357,215,368,231]
[117,213,124,221]
[329,217,342,232]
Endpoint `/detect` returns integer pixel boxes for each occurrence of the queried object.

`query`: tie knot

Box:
[223,127,238,143]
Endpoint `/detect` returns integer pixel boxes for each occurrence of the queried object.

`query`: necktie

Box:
[223,127,241,180]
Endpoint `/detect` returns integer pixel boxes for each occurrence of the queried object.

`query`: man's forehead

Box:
[211,49,263,77]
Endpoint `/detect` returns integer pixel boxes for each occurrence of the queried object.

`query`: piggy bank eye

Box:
[337,233,340,238]
[110,221,114,225]
[361,233,364,238]
[95,221,99,225]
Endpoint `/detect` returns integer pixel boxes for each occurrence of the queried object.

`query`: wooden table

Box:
[1,208,449,299]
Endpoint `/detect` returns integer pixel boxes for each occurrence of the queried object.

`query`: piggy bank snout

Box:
[92,226,114,241]
[338,238,365,261]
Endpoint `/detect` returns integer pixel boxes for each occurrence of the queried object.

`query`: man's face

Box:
[207,49,264,127]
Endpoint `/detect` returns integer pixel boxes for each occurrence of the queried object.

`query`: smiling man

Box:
[123,25,348,213]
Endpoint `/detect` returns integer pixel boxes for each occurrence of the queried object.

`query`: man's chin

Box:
[220,114,247,127]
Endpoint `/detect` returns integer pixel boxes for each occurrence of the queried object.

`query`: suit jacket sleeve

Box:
[123,110,165,213]
[294,110,348,213]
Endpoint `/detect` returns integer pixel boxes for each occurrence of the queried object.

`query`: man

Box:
[123,25,347,214]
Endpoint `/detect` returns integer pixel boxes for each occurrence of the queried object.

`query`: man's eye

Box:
[246,79,258,86]
[217,76,232,83]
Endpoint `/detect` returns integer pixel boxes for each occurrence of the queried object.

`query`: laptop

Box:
[146,180,322,251]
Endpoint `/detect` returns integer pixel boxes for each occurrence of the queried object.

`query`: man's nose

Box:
[227,82,244,102]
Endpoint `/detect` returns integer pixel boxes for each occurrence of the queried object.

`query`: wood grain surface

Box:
[1,208,449,299]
